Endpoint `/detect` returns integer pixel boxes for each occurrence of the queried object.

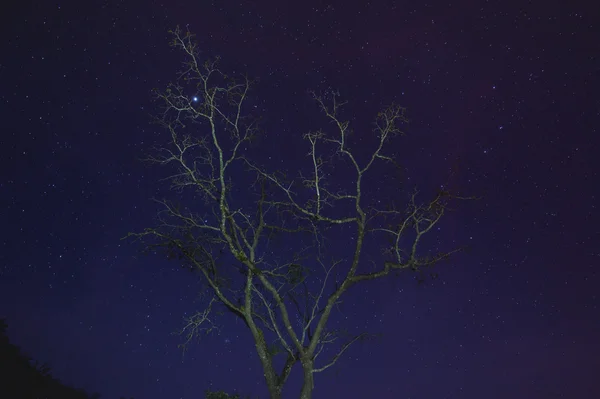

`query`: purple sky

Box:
[1,0,599,398]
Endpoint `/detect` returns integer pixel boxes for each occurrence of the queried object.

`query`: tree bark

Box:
[250,329,281,399]
[299,359,314,399]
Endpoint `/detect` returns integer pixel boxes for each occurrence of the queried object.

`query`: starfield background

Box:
[1,0,599,398]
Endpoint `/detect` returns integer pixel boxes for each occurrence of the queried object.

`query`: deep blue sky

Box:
[1,0,599,398]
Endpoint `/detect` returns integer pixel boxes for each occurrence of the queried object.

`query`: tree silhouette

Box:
[127,26,476,399]
[205,390,251,399]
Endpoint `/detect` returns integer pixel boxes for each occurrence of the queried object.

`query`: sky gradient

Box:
[1,0,599,398]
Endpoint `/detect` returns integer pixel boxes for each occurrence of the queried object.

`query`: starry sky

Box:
[1,0,599,398]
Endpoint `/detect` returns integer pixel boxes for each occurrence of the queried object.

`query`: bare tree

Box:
[127,26,475,399]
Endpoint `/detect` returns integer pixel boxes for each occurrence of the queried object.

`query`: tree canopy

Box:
[128,26,475,399]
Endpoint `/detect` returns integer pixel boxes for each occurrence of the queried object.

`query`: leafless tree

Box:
[126,26,475,399]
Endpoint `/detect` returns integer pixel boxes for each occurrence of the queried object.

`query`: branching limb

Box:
[312,332,371,373]
[244,159,357,226]
[277,351,299,388]
[176,297,220,353]
[301,257,341,345]
[125,228,245,322]
[251,283,294,357]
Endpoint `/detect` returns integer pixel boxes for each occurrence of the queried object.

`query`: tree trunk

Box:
[246,323,280,399]
[299,359,314,399]
[266,384,282,399]
[253,339,281,399]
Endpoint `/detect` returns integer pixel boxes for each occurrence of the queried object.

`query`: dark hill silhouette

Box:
[1,318,250,399]
[0,318,99,399]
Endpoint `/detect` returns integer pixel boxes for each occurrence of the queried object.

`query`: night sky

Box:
[1,0,599,398]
